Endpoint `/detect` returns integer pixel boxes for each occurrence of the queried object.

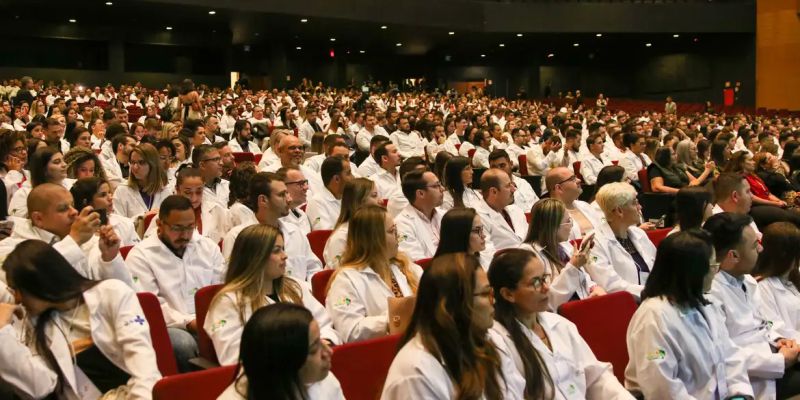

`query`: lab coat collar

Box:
[404,204,439,224]
[9,218,60,244]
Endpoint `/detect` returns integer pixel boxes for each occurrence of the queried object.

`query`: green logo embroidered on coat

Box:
[646,348,667,360]
[212,319,227,332]
[334,297,351,307]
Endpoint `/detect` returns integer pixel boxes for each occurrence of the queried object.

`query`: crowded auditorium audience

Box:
[2,75,800,399]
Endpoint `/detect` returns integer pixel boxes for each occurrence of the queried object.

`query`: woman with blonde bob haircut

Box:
[113,143,173,220]
[519,198,605,311]
[383,253,525,399]
[325,205,423,343]
[322,178,380,268]
[205,224,340,365]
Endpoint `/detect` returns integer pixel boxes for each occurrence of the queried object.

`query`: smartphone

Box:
[95,209,109,226]
[579,232,595,252]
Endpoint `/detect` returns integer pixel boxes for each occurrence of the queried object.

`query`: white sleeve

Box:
[8,188,27,217]
[568,324,633,399]
[322,229,347,269]
[620,156,639,182]
[547,263,589,311]
[396,218,427,262]
[580,159,599,185]
[126,249,194,328]
[586,241,643,298]
[299,280,341,345]
[0,325,58,399]
[204,293,244,366]
[356,132,371,152]
[325,272,387,343]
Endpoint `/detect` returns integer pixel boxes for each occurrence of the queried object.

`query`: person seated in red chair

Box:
[648,146,714,194]
[206,225,340,366]
[546,166,603,240]
[218,303,344,399]
[488,249,629,399]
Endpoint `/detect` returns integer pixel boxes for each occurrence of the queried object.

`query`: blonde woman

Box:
[322,178,380,269]
[113,143,173,221]
[325,205,423,343]
[205,224,340,365]
[519,199,605,311]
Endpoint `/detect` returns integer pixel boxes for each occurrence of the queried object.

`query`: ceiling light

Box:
[166,26,172,30]
[296,46,302,50]
[105,1,113,5]
[330,38,336,42]
[448,31,455,35]
[499,43,505,47]
[645,43,652,47]
[547,53,555,58]
[693,37,699,42]
[673,34,680,38]
[359,50,365,54]
[300,18,308,23]
[517,33,523,37]
[596,33,603,37]
[381,25,387,30]
[208,10,216,15]
[480,54,486,58]
[396,43,402,47]
[69,19,77,23]
[573,43,579,47]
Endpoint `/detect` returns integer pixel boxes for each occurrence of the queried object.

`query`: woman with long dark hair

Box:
[0,240,160,399]
[434,207,496,269]
[8,146,75,217]
[217,303,344,399]
[71,176,139,246]
[626,230,753,399]
[670,186,713,235]
[488,249,629,399]
[441,156,481,210]
[382,253,525,399]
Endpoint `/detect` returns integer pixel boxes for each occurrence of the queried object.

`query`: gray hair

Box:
[596,182,638,216]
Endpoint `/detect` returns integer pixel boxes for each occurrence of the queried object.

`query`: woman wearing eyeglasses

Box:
[434,207,497,270]
[519,199,605,311]
[488,249,631,400]
[626,230,754,400]
[382,253,525,399]
[113,143,173,223]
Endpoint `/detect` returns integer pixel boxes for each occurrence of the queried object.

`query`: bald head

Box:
[278,134,304,167]
[545,167,572,193]
[28,183,70,214]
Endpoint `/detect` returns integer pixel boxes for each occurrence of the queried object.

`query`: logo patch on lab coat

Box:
[211,319,227,332]
[334,297,351,308]
[124,315,146,327]
[646,348,666,361]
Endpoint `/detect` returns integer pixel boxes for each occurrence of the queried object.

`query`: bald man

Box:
[476,168,528,252]
[0,183,131,285]
[261,135,323,196]
[545,166,603,240]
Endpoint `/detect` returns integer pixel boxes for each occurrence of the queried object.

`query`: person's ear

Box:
[499,287,515,304]
[29,211,43,228]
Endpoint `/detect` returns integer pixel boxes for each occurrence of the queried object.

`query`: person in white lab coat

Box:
[389,116,424,159]
[395,170,444,262]
[226,120,260,153]
[303,135,348,174]
[471,129,492,169]
[382,253,526,399]
[325,205,422,343]
[367,142,401,201]
[126,195,226,372]
[705,213,800,399]
[441,156,483,211]
[625,229,755,400]
[298,108,324,148]
[100,133,137,189]
[526,130,563,181]
[227,161,257,228]
[619,133,651,186]
[756,222,800,335]
[69,176,139,246]
[255,130,285,172]
[277,166,312,236]
[487,249,632,399]
[0,240,161,400]
[216,303,344,400]
[322,178,380,269]
[306,156,353,231]
[588,182,656,297]
[434,207,497,270]
[476,168,528,251]
[580,133,614,185]
[193,145,230,208]
[546,166,603,240]
[519,198,605,311]
[488,149,539,214]
[222,172,322,281]
[113,143,173,222]
[205,224,339,366]
[9,146,76,218]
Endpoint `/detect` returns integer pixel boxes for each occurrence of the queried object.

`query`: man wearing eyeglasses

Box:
[261,135,323,198]
[127,195,226,372]
[278,166,312,236]
[192,145,229,208]
[546,166,603,240]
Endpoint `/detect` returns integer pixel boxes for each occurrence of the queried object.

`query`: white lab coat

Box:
[355,127,388,152]
[222,217,322,282]
[586,221,655,298]
[625,296,754,400]
[619,150,651,183]
[526,145,561,176]
[101,156,125,188]
[227,202,253,228]
[144,199,231,245]
[203,179,231,209]
[326,262,422,343]
[708,272,791,400]
[458,141,475,158]
[126,233,226,328]
[472,146,491,169]
[381,333,526,399]
[298,120,318,147]
[8,178,76,218]
[491,315,632,400]
[580,154,613,185]
[0,279,161,400]
[368,168,400,201]
[0,218,132,286]
[389,130,424,159]
[256,147,279,171]
[758,276,800,334]
[476,202,528,252]
[440,188,483,212]
[505,143,526,168]
[281,207,311,236]
[78,213,139,251]
[303,153,325,173]
[226,138,260,153]
[566,200,604,240]
[519,242,598,311]
[512,174,539,214]
[204,276,340,366]
[305,187,342,231]
[217,372,344,400]
[113,182,173,220]
[355,155,380,178]
[395,205,443,262]
[322,223,348,269]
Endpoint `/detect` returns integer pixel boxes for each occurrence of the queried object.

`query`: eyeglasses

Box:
[129,160,148,167]
[201,156,221,163]
[285,179,309,187]
[164,223,196,233]
[471,226,485,236]
[556,175,577,186]
[426,182,443,189]
[531,274,552,291]
[473,287,495,304]
[11,146,26,154]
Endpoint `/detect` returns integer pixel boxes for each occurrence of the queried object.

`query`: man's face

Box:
[489,156,513,176]
[733,226,762,275]
[419,171,444,208]
[205,117,219,135]
[45,125,62,143]
[398,118,410,132]
[267,181,292,217]
[218,145,234,169]
[280,136,304,167]
[158,208,196,253]
[33,189,78,238]
[365,116,376,129]
[284,169,309,206]
[736,181,754,213]
[492,171,516,207]
[199,149,222,179]
[383,144,401,169]
[631,137,645,154]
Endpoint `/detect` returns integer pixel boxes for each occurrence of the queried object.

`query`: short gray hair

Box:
[596,182,638,215]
